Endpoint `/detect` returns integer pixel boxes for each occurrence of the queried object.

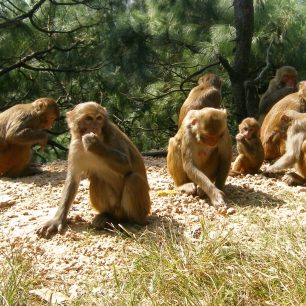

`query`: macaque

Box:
[0,98,59,177]
[260,81,306,160]
[167,107,232,209]
[258,66,298,123]
[178,73,222,127]
[230,118,264,176]
[37,102,151,238]
[266,117,306,185]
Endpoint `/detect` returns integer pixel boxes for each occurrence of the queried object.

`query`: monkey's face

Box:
[239,118,260,140]
[240,125,256,140]
[78,113,105,136]
[66,102,108,139]
[190,108,227,147]
[281,73,297,88]
[40,112,58,129]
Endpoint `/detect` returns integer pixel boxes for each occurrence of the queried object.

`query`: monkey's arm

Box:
[36,170,80,238]
[238,138,260,157]
[215,138,232,190]
[82,133,132,174]
[181,135,226,208]
[6,127,48,146]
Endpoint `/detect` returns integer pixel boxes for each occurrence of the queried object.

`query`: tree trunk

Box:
[220,0,254,123]
[232,0,254,122]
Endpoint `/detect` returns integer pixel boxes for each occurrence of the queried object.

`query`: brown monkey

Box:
[0,98,59,177]
[260,81,306,160]
[230,118,264,176]
[167,107,232,209]
[258,66,298,123]
[37,102,151,238]
[178,73,222,127]
[266,117,306,185]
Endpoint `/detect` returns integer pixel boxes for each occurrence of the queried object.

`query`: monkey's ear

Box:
[66,110,74,128]
[34,100,48,112]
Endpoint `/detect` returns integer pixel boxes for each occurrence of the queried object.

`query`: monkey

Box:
[266,117,306,185]
[230,117,264,176]
[178,73,222,127]
[260,81,306,160]
[167,107,232,210]
[258,66,298,123]
[36,102,151,238]
[0,98,59,178]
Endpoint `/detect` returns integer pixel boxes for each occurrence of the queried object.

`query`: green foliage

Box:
[0,0,305,156]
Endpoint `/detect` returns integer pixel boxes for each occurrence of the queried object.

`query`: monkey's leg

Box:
[89,176,114,230]
[4,146,32,177]
[119,172,151,225]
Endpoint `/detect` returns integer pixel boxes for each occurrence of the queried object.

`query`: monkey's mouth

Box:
[200,135,219,147]
[80,128,101,136]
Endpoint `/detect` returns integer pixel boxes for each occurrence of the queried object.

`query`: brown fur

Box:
[266,116,306,185]
[167,107,232,208]
[178,73,222,127]
[37,102,151,238]
[0,98,59,177]
[230,118,264,176]
[258,66,298,123]
[260,81,306,160]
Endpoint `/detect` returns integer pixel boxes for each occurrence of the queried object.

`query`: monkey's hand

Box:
[211,188,227,210]
[36,218,66,238]
[82,132,101,151]
[236,133,244,141]
[38,136,48,151]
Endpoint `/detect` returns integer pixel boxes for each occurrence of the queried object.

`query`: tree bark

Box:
[220,0,254,123]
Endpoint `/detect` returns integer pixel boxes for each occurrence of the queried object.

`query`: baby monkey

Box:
[230,117,264,176]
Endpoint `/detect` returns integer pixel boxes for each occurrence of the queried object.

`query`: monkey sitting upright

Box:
[0,98,59,177]
[258,66,298,123]
[230,118,264,176]
[37,102,151,238]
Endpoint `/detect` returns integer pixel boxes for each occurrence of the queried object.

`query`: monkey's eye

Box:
[96,115,103,121]
[84,115,93,122]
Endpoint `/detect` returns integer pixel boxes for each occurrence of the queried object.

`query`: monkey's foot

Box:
[177,183,197,196]
[92,213,112,230]
[282,172,306,186]
[22,166,43,177]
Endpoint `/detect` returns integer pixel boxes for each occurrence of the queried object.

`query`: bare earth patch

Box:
[0,157,305,303]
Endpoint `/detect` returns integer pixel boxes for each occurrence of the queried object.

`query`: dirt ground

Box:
[0,157,305,303]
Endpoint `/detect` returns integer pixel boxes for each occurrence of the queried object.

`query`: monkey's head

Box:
[239,117,260,140]
[276,66,298,88]
[66,102,108,139]
[198,73,222,89]
[32,98,59,129]
[187,108,227,147]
